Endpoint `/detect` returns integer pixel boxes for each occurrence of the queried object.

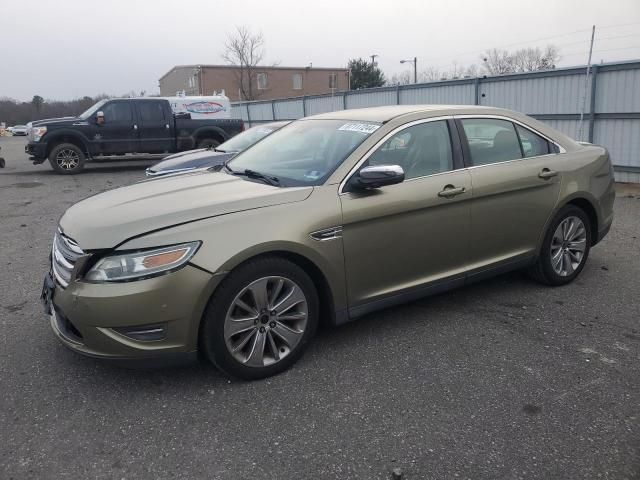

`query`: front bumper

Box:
[45,265,221,366]
[26,141,47,162]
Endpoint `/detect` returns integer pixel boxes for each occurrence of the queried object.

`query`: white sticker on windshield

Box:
[338,123,380,135]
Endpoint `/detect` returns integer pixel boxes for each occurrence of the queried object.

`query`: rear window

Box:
[461,118,522,165]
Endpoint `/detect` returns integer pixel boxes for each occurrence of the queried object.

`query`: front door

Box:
[95,100,138,155]
[457,117,562,271]
[340,119,472,312]
[136,100,173,153]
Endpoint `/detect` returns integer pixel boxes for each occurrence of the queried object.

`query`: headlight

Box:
[85,242,201,282]
[32,126,47,141]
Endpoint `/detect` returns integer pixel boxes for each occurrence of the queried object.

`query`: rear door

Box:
[136,100,173,153]
[456,116,563,272]
[96,100,138,154]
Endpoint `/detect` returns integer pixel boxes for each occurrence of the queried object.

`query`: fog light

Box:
[112,324,166,342]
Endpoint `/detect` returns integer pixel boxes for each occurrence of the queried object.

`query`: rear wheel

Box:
[200,257,319,380]
[48,143,86,174]
[196,138,220,149]
[530,205,592,286]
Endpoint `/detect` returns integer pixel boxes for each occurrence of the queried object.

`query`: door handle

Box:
[438,185,466,198]
[538,168,558,179]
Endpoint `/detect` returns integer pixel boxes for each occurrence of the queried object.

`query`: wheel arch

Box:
[536,192,601,253]
[45,132,89,158]
[192,126,227,145]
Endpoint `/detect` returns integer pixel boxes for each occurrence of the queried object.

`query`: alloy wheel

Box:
[224,276,308,367]
[550,216,587,276]
[56,149,80,170]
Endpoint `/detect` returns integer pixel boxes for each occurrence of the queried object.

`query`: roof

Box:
[305,104,504,123]
[159,64,349,81]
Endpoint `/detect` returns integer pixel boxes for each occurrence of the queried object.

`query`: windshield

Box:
[79,100,107,120]
[219,123,284,152]
[227,119,380,186]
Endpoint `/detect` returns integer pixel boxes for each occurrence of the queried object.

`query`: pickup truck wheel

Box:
[48,143,86,174]
[196,138,220,149]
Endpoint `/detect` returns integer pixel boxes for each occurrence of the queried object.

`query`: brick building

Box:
[159,65,350,101]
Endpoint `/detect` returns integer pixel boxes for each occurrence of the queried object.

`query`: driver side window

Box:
[366,120,453,179]
[101,102,133,123]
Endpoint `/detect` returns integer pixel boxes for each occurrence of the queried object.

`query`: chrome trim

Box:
[453,114,567,154]
[310,226,343,241]
[339,115,453,195]
[51,229,84,288]
[146,166,201,177]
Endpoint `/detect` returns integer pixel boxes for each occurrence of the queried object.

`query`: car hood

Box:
[149,149,236,174]
[60,171,313,249]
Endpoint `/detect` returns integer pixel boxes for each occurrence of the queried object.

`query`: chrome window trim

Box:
[455,114,567,155]
[339,115,453,195]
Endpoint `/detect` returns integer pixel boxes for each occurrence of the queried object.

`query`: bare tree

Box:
[481,48,517,75]
[514,45,560,72]
[222,26,266,101]
[482,45,560,75]
[420,66,443,82]
[389,71,413,85]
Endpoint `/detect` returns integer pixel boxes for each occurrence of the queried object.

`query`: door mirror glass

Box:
[354,165,405,189]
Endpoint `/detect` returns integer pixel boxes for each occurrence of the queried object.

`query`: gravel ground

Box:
[1,136,639,480]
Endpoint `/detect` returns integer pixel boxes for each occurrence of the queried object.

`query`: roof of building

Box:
[159,64,349,81]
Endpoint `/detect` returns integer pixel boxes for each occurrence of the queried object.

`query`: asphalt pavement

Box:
[0,136,639,479]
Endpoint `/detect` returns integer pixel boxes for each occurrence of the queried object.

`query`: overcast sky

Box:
[2,0,639,101]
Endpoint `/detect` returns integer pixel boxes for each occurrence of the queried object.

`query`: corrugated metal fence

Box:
[232,60,640,183]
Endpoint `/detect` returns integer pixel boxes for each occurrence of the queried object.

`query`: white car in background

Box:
[11,125,29,136]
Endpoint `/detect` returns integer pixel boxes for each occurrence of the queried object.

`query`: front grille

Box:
[52,229,84,288]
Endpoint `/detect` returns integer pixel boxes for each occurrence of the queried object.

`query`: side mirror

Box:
[353,165,405,189]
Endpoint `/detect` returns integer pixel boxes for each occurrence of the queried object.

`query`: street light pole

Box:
[400,57,418,84]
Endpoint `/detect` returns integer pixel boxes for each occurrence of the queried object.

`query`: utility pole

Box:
[577,25,596,141]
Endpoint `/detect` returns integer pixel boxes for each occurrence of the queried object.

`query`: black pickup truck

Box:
[25,98,244,174]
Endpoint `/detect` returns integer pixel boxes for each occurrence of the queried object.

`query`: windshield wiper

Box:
[225,167,280,186]
[242,169,280,186]
[214,148,226,153]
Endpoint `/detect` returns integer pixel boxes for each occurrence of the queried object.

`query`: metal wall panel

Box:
[537,119,581,139]
[305,95,344,116]
[593,119,640,168]
[345,89,397,109]
[480,74,589,114]
[274,99,304,120]
[247,102,273,121]
[231,105,246,120]
[399,83,475,105]
[595,69,640,113]
[231,61,640,180]
[615,171,640,183]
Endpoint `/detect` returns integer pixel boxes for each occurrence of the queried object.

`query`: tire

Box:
[196,138,220,149]
[200,256,319,380]
[48,143,86,174]
[529,205,592,286]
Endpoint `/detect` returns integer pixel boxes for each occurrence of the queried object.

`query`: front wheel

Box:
[48,143,86,174]
[530,205,592,286]
[200,257,319,380]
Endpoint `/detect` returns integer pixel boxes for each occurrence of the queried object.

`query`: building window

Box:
[329,73,338,89]
[293,73,303,90]
[257,73,268,90]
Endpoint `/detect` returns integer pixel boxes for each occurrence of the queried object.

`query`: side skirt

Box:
[340,254,535,324]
